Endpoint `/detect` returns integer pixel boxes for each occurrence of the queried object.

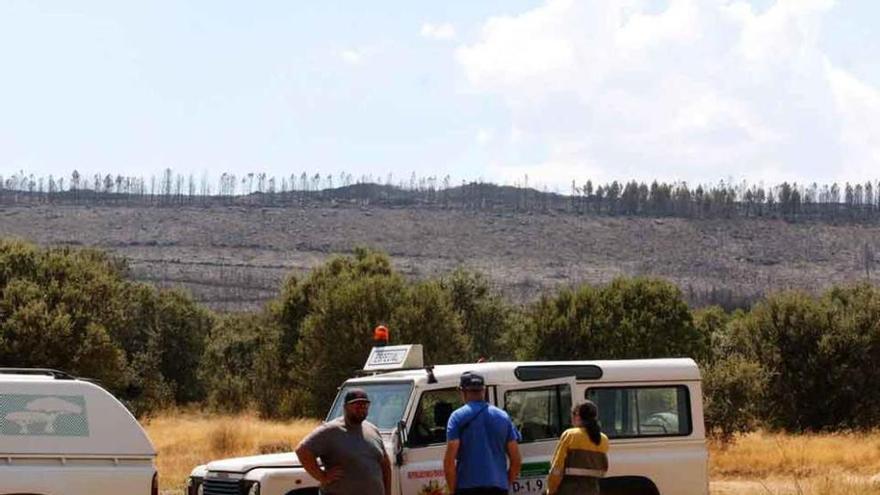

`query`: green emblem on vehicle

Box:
[520,461,551,476]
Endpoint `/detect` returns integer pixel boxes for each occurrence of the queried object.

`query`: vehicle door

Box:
[397,386,468,495]
[496,376,577,495]
[585,382,708,495]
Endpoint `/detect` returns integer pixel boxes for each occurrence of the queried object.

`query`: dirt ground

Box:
[3,204,880,311]
[712,477,880,494]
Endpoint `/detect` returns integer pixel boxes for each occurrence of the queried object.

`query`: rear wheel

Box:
[600,476,661,495]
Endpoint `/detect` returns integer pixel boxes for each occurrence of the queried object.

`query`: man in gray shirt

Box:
[295,388,391,495]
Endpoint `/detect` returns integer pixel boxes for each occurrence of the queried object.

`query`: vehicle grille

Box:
[204,478,242,495]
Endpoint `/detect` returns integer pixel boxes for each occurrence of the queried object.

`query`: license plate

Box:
[510,476,546,494]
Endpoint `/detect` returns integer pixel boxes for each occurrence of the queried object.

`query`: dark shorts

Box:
[455,488,507,495]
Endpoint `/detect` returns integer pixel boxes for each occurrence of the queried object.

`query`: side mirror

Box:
[394,420,407,466]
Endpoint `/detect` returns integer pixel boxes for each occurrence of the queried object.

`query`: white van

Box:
[189,345,708,495]
[0,368,158,495]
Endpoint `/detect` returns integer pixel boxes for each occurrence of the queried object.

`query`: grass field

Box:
[710,432,880,494]
[145,412,880,494]
[143,411,319,494]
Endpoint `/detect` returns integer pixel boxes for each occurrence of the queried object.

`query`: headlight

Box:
[244,480,261,495]
[186,477,204,495]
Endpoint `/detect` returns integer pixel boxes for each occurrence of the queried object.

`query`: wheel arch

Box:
[600,475,661,495]
[284,488,320,495]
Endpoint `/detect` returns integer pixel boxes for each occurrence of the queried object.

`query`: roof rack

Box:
[0,368,76,380]
[354,367,412,377]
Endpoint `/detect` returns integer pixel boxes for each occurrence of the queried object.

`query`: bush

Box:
[0,241,129,389]
[292,259,407,415]
[692,305,733,365]
[517,285,600,360]
[518,277,708,361]
[596,277,708,360]
[200,313,270,411]
[819,284,880,428]
[153,290,213,403]
[0,240,211,416]
[702,355,767,443]
[728,291,830,431]
[260,249,486,416]
[390,280,470,364]
[440,269,511,360]
[728,286,880,431]
[11,237,880,433]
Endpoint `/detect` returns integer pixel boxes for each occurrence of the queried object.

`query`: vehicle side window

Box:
[408,388,463,447]
[504,385,572,443]
[586,385,692,438]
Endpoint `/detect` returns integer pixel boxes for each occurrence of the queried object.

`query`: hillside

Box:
[1,202,877,311]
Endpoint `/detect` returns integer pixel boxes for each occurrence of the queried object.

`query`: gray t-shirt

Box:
[297,417,387,495]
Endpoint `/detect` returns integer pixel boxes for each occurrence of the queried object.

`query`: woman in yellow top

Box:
[547,401,610,495]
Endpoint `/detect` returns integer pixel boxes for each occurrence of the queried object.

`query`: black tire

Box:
[600,476,661,495]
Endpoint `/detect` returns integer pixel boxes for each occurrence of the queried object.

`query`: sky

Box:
[1,0,878,192]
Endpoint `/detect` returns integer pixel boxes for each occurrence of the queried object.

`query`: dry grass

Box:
[713,478,880,495]
[711,431,880,478]
[710,431,880,494]
[145,413,880,494]
[143,409,318,493]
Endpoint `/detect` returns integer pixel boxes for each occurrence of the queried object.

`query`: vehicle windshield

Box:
[326,382,413,430]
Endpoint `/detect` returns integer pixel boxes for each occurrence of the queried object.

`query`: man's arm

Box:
[443,439,460,494]
[506,440,522,485]
[380,451,392,495]
[295,445,343,487]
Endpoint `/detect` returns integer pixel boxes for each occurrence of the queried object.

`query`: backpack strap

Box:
[458,404,490,434]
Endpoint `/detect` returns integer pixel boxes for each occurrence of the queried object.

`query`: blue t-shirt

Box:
[446,401,520,490]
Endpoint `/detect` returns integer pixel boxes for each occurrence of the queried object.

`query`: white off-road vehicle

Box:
[189,345,708,495]
[0,368,158,495]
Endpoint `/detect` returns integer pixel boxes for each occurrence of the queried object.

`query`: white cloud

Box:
[476,128,494,145]
[340,49,365,65]
[827,63,880,176]
[456,0,879,186]
[420,22,457,41]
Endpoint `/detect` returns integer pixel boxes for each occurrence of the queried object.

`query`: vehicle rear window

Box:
[586,385,692,438]
[514,365,602,381]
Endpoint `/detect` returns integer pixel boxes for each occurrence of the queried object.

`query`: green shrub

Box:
[729,286,880,431]
[440,269,511,360]
[200,313,270,411]
[0,239,210,416]
[702,355,767,443]
[518,277,707,361]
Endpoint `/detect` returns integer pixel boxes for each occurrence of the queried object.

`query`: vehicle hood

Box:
[206,452,301,473]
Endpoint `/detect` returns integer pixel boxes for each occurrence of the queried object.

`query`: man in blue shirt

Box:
[444,371,522,495]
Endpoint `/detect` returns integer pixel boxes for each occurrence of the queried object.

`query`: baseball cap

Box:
[344,388,371,404]
[459,371,486,390]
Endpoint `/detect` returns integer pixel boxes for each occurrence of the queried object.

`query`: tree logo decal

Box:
[0,395,89,436]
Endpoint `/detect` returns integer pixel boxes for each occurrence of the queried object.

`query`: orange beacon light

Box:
[373,325,389,346]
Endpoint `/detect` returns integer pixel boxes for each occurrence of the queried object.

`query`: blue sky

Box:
[1,0,878,192]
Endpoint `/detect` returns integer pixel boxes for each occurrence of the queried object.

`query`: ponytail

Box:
[574,401,602,445]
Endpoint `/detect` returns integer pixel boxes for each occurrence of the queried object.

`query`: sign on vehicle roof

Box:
[364,344,424,371]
